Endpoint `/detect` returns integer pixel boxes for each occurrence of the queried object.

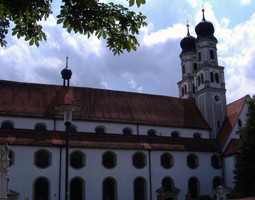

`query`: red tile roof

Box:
[223,139,240,156]
[0,129,219,152]
[0,80,209,129]
[217,95,248,148]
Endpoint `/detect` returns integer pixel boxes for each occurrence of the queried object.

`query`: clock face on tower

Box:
[212,92,222,105]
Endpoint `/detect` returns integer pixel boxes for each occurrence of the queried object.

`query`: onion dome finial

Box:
[61,56,72,88]
[195,7,215,39]
[180,22,196,54]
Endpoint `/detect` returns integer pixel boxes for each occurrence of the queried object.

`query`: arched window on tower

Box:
[215,73,219,83]
[193,84,195,93]
[193,63,197,71]
[198,52,201,62]
[201,74,204,84]
[184,85,187,95]
[182,65,185,74]
[198,76,201,86]
[210,50,215,60]
[182,87,184,97]
[210,72,214,82]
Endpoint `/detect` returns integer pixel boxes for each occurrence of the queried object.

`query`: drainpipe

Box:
[59,147,62,200]
[149,150,152,200]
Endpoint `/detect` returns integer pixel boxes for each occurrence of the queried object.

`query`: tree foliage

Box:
[233,95,255,197]
[0,0,147,55]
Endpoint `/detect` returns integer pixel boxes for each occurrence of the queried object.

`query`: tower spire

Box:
[202,4,205,21]
[186,21,190,36]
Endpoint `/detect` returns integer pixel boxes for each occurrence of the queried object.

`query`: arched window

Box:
[238,119,242,127]
[70,177,84,200]
[34,150,51,169]
[198,52,201,62]
[211,155,221,169]
[213,177,222,189]
[198,76,201,86]
[182,87,184,97]
[70,151,85,169]
[193,133,202,139]
[193,84,195,94]
[210,72,214,82]
[34,177,49,200]
[217,120,221,128]
[133,152,146,169]
[35,123,47,131]
[162,177,174,191]
[161,153,173,169]
[103,178,116,200]
[188,177,200,199]
[171,131,180,138]
[102,151,116,169]
[210,50,215,60]
[201,74,204,84]
[95,126,106,134]
[215,73,219,83]
[187,154,198,169]
[134,177,146,200]
[184,85,187,95]
[147,130,156,136]
[182,65,185,74]
[1,121,14,129]
[123,128,132,135]
[193,63,197,71]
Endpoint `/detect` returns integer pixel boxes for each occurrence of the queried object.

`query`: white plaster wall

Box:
[150,151,222,199]
[7,145,222,200]
[8,145,61,200]
[223,155,236,189]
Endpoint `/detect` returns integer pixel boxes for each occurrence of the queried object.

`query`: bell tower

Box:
[178,9,227,139]
[177,24,197,101]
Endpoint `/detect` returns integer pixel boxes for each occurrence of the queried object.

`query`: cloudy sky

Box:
[1,0,255,104]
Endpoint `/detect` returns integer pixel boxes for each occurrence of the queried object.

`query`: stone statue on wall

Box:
[0,143,10,200]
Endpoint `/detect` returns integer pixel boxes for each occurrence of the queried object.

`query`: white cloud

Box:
[187,0,198,8]
[221,17,230,28]
[142,23,186,46]
[241,0,251,5]
[137,87,143,93]
[128,79,137,88]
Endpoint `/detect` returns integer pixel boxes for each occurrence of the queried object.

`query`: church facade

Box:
[0,9,248,200]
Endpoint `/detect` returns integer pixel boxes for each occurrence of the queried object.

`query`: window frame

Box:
[160,153,173,169]
[70,150,85,169]
[187,154,199,169]
[102,151,117,169]
[34,149,52,169]
[133,152,146,169]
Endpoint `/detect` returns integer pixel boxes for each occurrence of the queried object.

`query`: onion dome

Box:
[195,9,215,39]
[180,24,196,54]
[61,56,72,88]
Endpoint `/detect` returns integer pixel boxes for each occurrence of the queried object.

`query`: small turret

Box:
[61,56,72,88]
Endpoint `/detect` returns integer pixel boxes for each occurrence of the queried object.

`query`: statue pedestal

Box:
[0,144,10,200]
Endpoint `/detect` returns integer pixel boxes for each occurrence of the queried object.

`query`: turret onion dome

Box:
[195,9,215,39]
[61,56,72,80]
[180,24,196,54]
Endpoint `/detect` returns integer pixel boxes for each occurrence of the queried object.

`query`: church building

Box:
[0,9,248,200]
